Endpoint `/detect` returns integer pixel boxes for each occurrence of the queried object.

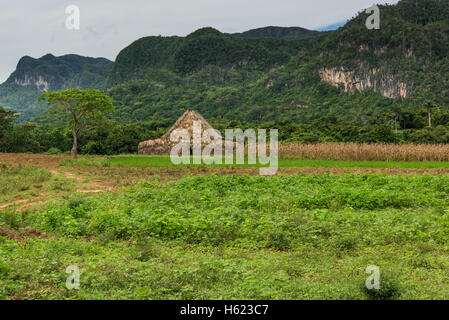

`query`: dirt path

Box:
[48,167,112,192]
[0,199,28,210]
[0,197,53,212]
[0,153,113,212]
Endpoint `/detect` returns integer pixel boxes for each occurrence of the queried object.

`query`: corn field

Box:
[280,143,449,161]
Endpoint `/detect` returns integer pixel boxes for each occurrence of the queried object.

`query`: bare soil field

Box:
[0,153,68,170]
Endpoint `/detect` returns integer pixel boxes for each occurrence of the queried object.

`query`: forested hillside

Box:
[103,0,449,131]
[105,27,321,88]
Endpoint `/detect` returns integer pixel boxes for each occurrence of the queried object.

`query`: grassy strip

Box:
[104,156,449,169]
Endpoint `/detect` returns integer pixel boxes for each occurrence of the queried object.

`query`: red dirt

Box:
[0,199,28,210]
[17,200,49,212]
[0,153,68,169]
[0,228,48,241]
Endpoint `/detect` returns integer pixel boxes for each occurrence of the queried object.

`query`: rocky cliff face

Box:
[5,54,113,92]
[13,74,50,92]
[318,67,412,99]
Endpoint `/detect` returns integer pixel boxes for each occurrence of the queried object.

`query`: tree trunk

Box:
[395,116,398,134]
[428,109,432,128]
[71,130,78,159]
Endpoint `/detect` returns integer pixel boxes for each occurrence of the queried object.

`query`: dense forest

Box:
[1,0,449,155]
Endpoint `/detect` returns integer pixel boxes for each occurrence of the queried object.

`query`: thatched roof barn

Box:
[138,109,231,155]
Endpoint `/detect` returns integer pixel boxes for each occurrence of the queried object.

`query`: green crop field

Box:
[61,156,449,169]
[3,170,449,299]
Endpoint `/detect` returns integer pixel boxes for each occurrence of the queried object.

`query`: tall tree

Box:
[387,107,402,134]
[38,89,114,158]
[424,100,438,128]
[0,106,18,152]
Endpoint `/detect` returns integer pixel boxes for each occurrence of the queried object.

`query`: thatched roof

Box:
[162,109,220,140]
[138,109,224,155]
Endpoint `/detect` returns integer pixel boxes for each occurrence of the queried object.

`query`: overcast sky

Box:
[0,0,400,82]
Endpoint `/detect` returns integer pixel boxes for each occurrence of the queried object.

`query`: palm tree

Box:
[387,107,401,134]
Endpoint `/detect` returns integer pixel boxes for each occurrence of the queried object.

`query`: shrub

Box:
[363,271,402,300]
[59,158,110,167]
[44,147,63,155]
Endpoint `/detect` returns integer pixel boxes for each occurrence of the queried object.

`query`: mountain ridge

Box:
[5,53,113,92]
[0,54,113,122]
[105,26,322,88]
[230,26,319,39]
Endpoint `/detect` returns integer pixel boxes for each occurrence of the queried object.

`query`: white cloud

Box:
[0,0,400,82]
